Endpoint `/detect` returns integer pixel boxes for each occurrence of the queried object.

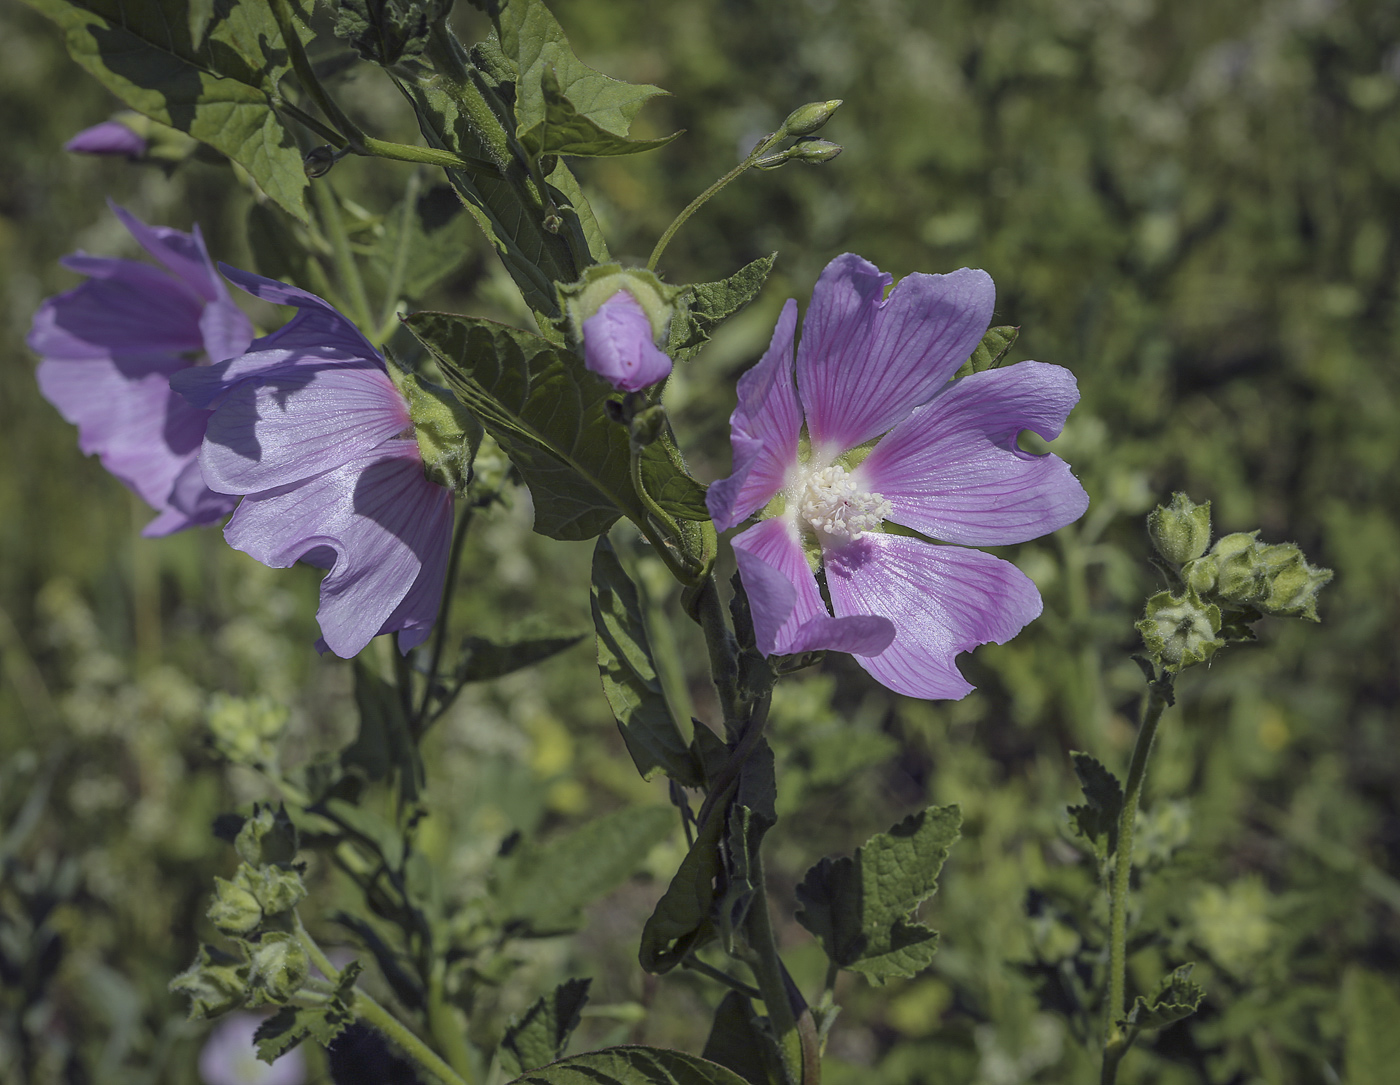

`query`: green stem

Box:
[376,169,422,342]
[415,505,474,730]
[1101,680,1171,1085]
[361,135,501,175]
[742,849,803,1085]
[311,181,375,334]
[427,959,477,1084]
[647,131,785,272]
[424,25,514,174]
[681,956,762,999]
[355,991,472,1085]
[270,0,368,151]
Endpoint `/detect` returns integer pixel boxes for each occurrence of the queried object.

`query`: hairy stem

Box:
[1101,680,1170,1084]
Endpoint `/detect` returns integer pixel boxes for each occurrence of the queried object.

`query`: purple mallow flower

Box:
[707,254,1089,699]
[65,120,148,159]
[582,290,673,391]
[198,1012,306,1085]
[173,270,453,658]
[30,204,252,535]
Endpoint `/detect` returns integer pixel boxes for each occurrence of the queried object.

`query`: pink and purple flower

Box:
[707,254,1089,699]
[30,204,252,535]
[64,120,148,159]
[173,271,454,658]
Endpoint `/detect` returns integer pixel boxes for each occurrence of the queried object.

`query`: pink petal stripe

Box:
[862,361,1090,545]
[824,533,1042,699]
[706,300,803,531]
[199,364,411,495]
[797,256,995,452]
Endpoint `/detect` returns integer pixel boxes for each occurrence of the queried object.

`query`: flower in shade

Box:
[173,270,454,658]
[198,1012,305,1085]
[707,254,1089,699]
[64,120,148,159]
[30,204,252,535]
[582,290,673,391]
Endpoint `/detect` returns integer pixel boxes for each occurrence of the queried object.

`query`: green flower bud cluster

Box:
[1136,493,1332,673]
[170,805,313,1017]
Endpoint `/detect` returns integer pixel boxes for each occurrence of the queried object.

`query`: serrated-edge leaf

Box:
[504,1045,750,1085]
[637,441,711,522]
[500,977,592,1075]
[1123,963,1205,1031]
[1067,751,1123,860]
[640,804,727,974]
[526,67,681,158]
[669,255,776,364]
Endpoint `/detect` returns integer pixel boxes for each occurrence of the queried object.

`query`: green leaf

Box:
[525,67,681,159]
[952,325,1019,380]
[478,0,669,158]
[701,992,776,1085]
[1066,751,1123,863]
[668,255,777,364]
[21,0,310,221]
[367,181,475,305]
[501,1046,749,1085]
[1122,963,1205,1032]
[494,805,674,935]
[342,662,423,801]
[640,802,726,974]
[591,537,701,783]
[500,977,592,1076]
[716,742,777,951]
[404,312,642,539]
[253,962,359,1062]
[1343,968,1400,1085]
[334,0,445,65]
[637,441,711,522]
[456,634,585,683]
[795,805,962,985]
[317,798,406,870]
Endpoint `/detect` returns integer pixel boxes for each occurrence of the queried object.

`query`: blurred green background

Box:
[2,0,1399,1082]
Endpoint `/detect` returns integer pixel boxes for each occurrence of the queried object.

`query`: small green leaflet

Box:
[253,961,362,1062]
[1067,751,1123,863]
[639,804,726,974]
[668,255,777,364]
[21,0,311,221]
[796,805,962,985]
[1121,963,1205,1032]
[952,325,1019,380]
[500,977,592,1076]
[456,634,585,683]
[526,67,681,159]
[502,1046,750,1085]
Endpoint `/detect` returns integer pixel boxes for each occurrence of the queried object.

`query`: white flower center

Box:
[794,464,891,539]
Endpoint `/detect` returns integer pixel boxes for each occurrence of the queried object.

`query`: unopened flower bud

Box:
[1182,556,1218,595]
[235,804,299,866]
[247,933,310,1004]
[560,265,681,392]
[208,874,264,936]
[245,864,308,917]
[1211,531,1267,603]
[170,945,250,1020]
[755,138,844,170]
[65,120,148,159]
[1147,493,1212,565]
[781,99,842,137]
[1136,590,1223,672]
[629,404,668,447]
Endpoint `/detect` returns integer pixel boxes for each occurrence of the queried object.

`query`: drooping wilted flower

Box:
[174,270,454,658]
[30,204,252,535]
[708,253,1089,699]
[64,120,148,158]
[582,289,674,391]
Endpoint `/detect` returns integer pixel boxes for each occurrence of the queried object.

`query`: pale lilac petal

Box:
[111,203,221,302]
[824,533,1042,699]
[221,265,381,361]
[199,364,411,495]
[582,291,673,391]
[707,300,803,531]
[732,517,893,656]
[29,264,205,358]
[223,442,450,657]
[143,459,239,537]
[861,362,1089,545]
[65,121,147,158]
[797,256,995,451]
[374,487,455,652]
[199,297,256,364]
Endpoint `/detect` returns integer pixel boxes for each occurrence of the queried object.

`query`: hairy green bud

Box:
[1147,492,1212,565]
[235,804,299,866]
[391,368,482,497]
[170,945,249,1020]
[247,932,310,1005]
[208,874,263,936]
[558,264,683,350]
[245,864,308,917]
[1136,590,1223,672]
[781,99,842,137]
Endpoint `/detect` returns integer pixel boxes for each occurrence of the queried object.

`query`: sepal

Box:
[246,932,310,1005]
[1136,589,1223,673]
[169,944,250,1020]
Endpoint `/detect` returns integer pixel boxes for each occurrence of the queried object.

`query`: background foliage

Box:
[2,0,1398,1082]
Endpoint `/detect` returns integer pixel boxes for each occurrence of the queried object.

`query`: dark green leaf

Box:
[1343,968,1400,1085]
[591,538,701,785]
[247,203,322,295]
[456,634,585,683]
[334,0,446,65]
[318,798,405,870]
[952,325,1019,380]
[637,441,711,522]
[342,662,423,801]
[640,802,726,974]
[253,972,357,1062]
[669,255,777,364]
[1123,963,1205,1031]
[717,742,777,950]
[495,805,674,935]
[333,912,424,1009]
[500,977,592,1076]
[796,805,961,985]
[501,1046,750,1085]
[22,0,310,221]
[525,67,680,159]
[701,992,775,1085]
[1067,751,1123,862]
[405,312,643,539]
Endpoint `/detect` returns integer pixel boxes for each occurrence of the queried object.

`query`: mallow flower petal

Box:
[142,459,239,537]
[221,265,381,363]
[862,361,1090,545]
[706,300,802,531]
[30,262,206,358]
[199,364,411,495]
[112,203,223,303]
[223,441,447,658]
[582,290,673,391]
[797,256,996,451]
[823,533,1042,699]
[732,517,893,656]
[65,121,147,158]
